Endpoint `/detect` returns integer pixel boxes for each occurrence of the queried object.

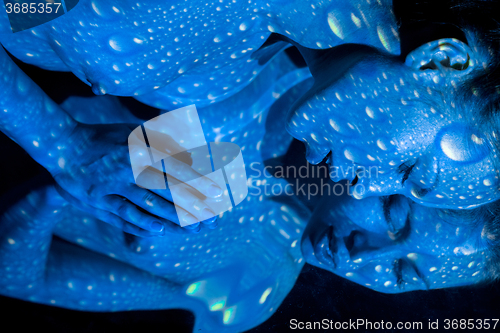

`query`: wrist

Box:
[41,114,80,176]
[22,99,80,175]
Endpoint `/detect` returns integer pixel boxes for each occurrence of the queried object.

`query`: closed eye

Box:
[380,195,411,239]
[397,161,416,185]
[393,258,425,290]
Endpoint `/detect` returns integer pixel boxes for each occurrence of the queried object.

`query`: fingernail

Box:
[206,221,218,229]
[150,221,164,232]
[183,214,198,225]
[202,216,218,224]
[207,184,223,198]
[184,222,200,229]
[201,208,216,220]
[190,225,201,233]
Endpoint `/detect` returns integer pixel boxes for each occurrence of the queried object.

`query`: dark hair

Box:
[393,0,500,112]
[393,0,500,282]
[477,201,500,282]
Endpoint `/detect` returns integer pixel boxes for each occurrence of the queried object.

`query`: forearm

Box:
[0,46,78,173]
[0,181,183,310]
[37,239,183,311]
[0,179,63,296]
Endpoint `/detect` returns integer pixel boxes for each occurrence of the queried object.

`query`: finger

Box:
[114,186,205,232]
[56,188,160,236]
[163,185,218,222]
[173,204,209,229]
[162,156,223,198]
[126,184,217,225]
[103,195,168,233]
[102,210,194,236]
[125,185,179,222]
[129,137,222,199]
[103,207,196,236]
[54,184,193,235]
[204,220,218,229]
[200,215,218,226]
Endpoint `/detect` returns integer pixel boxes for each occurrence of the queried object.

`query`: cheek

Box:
[422,256,485,289]
[415,133,498,206]
[436,163,498,202]
[435,124,489,163]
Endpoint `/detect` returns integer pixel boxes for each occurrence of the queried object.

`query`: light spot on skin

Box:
[377,139,387,150]
[377,26,393,53]
[330,119,340,132]
[471,134,483,145]
[407,253,417,260]
[344,149,355,161]
[58,158,66,169]
[365,106,375,119]
[328,13,344,40]
[259,287,272,304]
[351,13,362,28]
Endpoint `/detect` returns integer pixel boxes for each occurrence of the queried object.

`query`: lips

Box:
[313,225,338,269]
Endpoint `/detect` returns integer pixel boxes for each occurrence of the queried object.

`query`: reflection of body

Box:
[0,51,314,332]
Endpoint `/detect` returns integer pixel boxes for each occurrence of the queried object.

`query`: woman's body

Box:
[0,0,403,234]
[4,0,498,211]
[0,50,315,332]
[0,0,399,106]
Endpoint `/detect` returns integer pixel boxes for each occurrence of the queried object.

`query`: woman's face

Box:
[302,192,489,293]
[286,41,499,209]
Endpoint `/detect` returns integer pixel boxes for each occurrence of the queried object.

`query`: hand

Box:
[50,122,222,237]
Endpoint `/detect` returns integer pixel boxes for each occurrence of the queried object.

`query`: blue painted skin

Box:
[0,0,496,331]
[302,192,490,293]
[0,0,401,236]
[0,0,400,105]
[287,36,499,209]
[0,50,314,332]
